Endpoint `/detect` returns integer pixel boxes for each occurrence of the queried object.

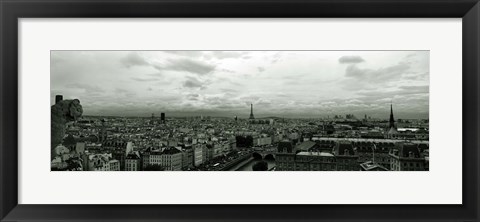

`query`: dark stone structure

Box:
[51,99,83,159]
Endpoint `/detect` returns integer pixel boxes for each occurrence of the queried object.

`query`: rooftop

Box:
[296,140,317,151]
[297,151,334,157]
[360,161,388,171]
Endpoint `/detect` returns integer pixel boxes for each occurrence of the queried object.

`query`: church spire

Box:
[389,103,395,129]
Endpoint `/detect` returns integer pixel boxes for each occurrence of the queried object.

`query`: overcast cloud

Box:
[51,51,429,119]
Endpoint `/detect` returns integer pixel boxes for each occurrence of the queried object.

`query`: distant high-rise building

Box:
[249,104,255,119]
[55,95,63,104]
[161,113,166,123]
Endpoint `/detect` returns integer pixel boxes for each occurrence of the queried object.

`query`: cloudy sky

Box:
[51,51,429,119]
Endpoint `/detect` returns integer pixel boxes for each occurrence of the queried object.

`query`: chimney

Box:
[55,95,63,104]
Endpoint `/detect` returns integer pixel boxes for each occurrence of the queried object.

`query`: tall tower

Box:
[389,103,395,129]
[161,113,165,123]
[249,104,255,119]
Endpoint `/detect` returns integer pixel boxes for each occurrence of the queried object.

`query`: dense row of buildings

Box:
[52,135,238,171]
[275,138,428,171]
[274,105,429,171]
[51,100,429,171]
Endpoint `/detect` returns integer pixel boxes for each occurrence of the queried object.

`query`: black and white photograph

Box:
[4,0,479,220]
[50,50,429,171]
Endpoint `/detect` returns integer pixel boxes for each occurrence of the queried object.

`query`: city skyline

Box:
[51,51,429,119]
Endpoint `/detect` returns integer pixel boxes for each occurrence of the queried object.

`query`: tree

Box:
[62,134,76,147]
[252,160,268,171]
[245,135,254,147]
[143,164,165,171]
[236,135,253,148]
[326,124,335,135]
[236,135,246,147]
[65,158,82,171]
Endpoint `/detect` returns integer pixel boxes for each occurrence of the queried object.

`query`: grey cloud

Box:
[50,53,66,67]
[122,52,216,75]
[212,51,246,59]
[205,96,229,106]
[66,83,104,93]
[220,69,236,73]
[215,104,244,110]
[404,71,429,80]
[357,86,429,102]
[257,98,273,107]
[271,53,282,64]
[186,93,200,101]
[115,88,136,97]
[240,96,261,104]
[184,80,202,88]
[183,77,206,89]
[131,77,159,82]
[221,88,239,93]
[52,51,428,118]
[121,52,149,68]
[163,51,203,57]
[398,85,429,94]
[339,56,365,64]
[258,67,265,72]
[405,53,417,58]
[147,72,163,77]
[275,92,289,98]
[156,58,215,75]
[345,63,410,81]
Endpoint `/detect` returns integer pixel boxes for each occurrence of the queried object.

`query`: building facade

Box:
[390,143,427,171]
[126,152,141,171]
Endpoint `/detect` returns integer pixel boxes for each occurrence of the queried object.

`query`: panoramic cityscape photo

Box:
[51,50,429,171]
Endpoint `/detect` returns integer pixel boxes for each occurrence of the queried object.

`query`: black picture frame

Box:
[1,0,479,221]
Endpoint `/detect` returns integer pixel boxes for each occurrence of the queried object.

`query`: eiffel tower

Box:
[249,104,255,119]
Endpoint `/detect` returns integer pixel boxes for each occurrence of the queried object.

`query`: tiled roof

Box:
[297,151,334,157]
[296,141,317,151]
[162,147,182,155]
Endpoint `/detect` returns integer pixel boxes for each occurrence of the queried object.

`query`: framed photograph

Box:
[1,0,479,221]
